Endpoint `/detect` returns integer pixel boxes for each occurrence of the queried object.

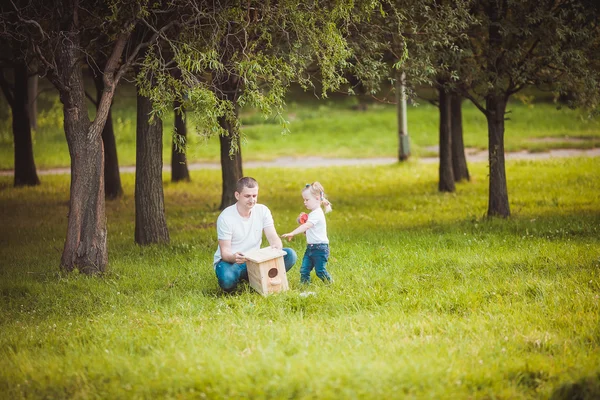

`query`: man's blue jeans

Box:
[300,243,331,283]
[215,248,297,292]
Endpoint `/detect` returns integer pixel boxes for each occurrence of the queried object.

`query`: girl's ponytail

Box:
[321,191,332,213]
[305,182,332,213]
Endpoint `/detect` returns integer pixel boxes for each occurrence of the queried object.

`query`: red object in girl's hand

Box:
[298,212,308,224]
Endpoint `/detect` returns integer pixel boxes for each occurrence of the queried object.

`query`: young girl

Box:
[282,182,333,284]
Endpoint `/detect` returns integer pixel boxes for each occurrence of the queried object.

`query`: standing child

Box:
[282,182,333,284]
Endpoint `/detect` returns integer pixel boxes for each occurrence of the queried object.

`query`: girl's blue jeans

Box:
[300,243,331,284]
[215,248,297,292]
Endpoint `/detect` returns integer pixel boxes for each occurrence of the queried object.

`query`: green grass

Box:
[1,157,599,399]
[1,84,599,170]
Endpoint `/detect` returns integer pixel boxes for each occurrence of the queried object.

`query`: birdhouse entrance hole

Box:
[244,247,289,296]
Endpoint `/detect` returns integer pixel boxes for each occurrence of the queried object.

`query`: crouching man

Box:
[213,177,297,292]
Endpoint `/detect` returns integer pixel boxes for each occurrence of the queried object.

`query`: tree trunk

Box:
[27,74,37,130]
[135,89,170,245]
[93,73,123,199]
[172,99,190,182]
[57,37,108,274]
[438,87,455,192]
[485,0,510,218]
[485,95,510,217]
[450,93,470,182]
[11,64,40,187]
[219,122,243,209]
[396,71,410,161]
[215,74,243,210]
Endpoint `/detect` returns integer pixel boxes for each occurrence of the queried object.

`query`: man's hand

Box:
[234,252,247,264]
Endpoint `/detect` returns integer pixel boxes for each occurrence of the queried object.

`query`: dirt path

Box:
[1,148,599,176]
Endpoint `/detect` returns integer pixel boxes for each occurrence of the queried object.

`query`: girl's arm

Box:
[281,221,314,241]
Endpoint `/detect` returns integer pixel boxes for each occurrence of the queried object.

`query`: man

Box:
[213,177,297,292]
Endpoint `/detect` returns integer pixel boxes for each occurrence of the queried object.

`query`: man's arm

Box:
[264,225,283,249]
[218,239,247,264]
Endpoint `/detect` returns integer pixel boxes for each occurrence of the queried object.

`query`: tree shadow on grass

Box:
[550,374,600,400]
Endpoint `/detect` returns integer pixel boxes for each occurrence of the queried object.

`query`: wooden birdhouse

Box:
[244,247,289,296]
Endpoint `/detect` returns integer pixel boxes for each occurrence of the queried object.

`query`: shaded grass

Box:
[1,84,599,170]
[1,157,599,398]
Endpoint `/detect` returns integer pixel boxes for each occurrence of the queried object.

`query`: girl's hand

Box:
[281,233,294,241]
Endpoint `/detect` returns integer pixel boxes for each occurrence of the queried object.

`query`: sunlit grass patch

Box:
[0,157,599,398]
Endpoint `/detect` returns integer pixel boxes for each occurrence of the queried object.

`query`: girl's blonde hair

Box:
[303,181,332,213]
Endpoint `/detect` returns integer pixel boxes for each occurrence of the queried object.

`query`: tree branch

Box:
[461,90,487,115]
[9,0,49,40]
[115,19,179,83]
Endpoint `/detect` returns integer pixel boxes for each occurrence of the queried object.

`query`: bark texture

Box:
[450,94,470,182]
[57,32,108,273]
[438,87,455,192]
[135,90,170,245]
[485,0,510,217]
[486,95,510,217]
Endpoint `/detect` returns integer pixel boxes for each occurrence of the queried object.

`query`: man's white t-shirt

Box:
[306,207,329,245]
[213,203,274,267]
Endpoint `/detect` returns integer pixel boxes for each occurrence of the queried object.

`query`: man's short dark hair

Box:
[236,177,258,193]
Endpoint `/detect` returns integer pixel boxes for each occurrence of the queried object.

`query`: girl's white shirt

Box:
[306,207,329,244]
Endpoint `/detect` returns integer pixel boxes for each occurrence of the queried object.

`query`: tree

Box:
[450,93,470,182]
[452,0,600,217]
[437,83,455,192]
[215,72,243,209]
[342,0,473,167]
[138,1,364,210]
[1,0,178,273]
[135,81,170,245]
[0,45,40,187]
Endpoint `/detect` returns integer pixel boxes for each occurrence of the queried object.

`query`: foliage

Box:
[0,157,599,398]
[136,0,372,155]
[450,0,600,112]
[341,0,474,98]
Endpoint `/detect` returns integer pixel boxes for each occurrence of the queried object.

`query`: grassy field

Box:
[1,156,599,399]
[1,83,599,170]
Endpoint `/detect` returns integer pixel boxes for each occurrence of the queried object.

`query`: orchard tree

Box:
[342,0,473,168]
[450,93,469,182]
[452,0,600,217]
[138,0,366,209]
[0,0,179,273]
[0,40,40,187]
[135,73,170,245]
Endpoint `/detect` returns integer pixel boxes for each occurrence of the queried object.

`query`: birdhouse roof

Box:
[244,247,287,263]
